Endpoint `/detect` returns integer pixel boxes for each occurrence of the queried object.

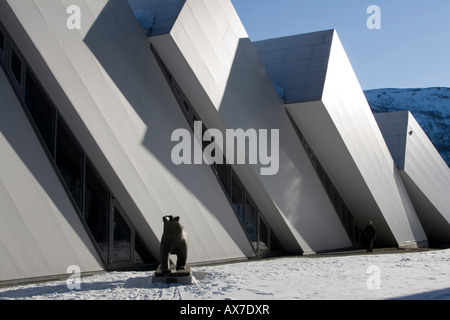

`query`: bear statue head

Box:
[162,215,183,235]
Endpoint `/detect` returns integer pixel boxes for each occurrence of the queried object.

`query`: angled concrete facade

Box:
[0,64,104,285]
[0,0,254,285]
[257,30,427,248]
[148,0,352,254]
[375,111,450,244]
[0,0,447,286]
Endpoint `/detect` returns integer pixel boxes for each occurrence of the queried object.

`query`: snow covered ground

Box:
[1,249,449,300]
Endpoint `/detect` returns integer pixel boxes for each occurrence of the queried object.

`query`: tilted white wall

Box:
[3,0,254,266]
[253,30,333,103]
[288,31,427,247]
[169,0,248,108]
[0,65,104,284]
[151,0,352,253]
[375,111,450,243]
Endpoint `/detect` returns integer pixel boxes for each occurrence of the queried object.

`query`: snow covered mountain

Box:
[365,88,450,167]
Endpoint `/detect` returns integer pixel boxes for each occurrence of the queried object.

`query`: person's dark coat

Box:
[363,224,376,241]
[362,221,376,252]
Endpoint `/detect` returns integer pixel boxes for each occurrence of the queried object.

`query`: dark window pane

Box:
[0,30,4,52]
[24,67,56,155]
[216,163,230,197]
[324,175,333,196]
[10,47,22,84]
[183,100,190,114]
[56,117,84,210]
[113,208,131,263]
[231,174,244,222]
[245,197,258,245]
[134,233,155,264]
[84,160,109,262]
[259,216,270,253]
[333,194,341,220]
[270,230,283,252]
[173,82,181,97]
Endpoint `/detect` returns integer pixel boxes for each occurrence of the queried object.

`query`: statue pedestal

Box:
[151,266,195,285]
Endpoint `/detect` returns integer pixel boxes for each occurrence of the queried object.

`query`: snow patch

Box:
[1,249,449,300]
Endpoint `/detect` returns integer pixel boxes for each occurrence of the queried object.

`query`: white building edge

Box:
[0,0,447,285]
[374,111,450,244]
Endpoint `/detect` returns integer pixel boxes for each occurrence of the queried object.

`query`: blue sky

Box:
[231,0,450,90]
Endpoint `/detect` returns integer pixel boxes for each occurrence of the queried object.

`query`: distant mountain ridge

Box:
[364,87,450,167]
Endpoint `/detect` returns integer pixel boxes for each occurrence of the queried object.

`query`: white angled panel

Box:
[152,1,352,253]
[0,64,104,284]
[375,111,450,243]
[287,30,427,248]
[2,0,255,269]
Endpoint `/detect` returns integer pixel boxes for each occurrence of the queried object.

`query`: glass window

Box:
[231,173,244,221]
[134,233,155,264]
[10,47,22,84]
[173,82,181,97]
[0,29,4,53]
[151,45,286,256]
[324,175,333,197]
[171,82,183,107]
[316,161,325,182]
[112,208,131,263]
[259,216,270,253]
[56,117,84,210]
[84,160,109,262]
[183,99,190,114]
[245,196,258,245]
[269,229,283,252]
[0,37,156,269]
[24,67,56,156]
[216,163,230,196]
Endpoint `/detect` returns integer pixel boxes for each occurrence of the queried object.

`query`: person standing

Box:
[362,220,376,252]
